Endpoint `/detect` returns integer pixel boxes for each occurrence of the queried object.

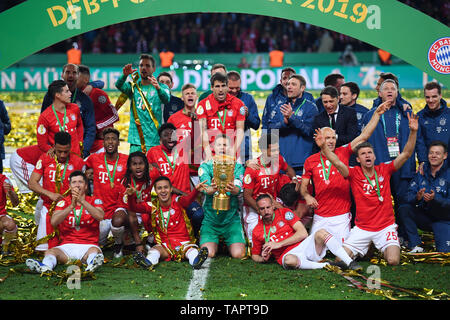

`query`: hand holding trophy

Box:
[212,154,235,212]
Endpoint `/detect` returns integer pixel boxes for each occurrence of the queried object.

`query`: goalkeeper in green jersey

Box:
[198,134,246,259]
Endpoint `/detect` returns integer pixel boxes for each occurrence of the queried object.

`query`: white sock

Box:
[185,248,199,265]
[86,252,98,265]
[42,255,57,270]
[324,234,353,266]
[146,249,160,265]
[297,258,328,270]
[110,225,125,244]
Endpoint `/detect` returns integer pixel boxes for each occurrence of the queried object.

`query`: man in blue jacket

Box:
[275,74,318,175]
[339,81,369,130]
[361,79,418,241]
[400,141,449,253]
[41,64,96,158]
[262,67,314,133]
[227,71,261,163]
[416,82,449,168]
[157,72,184,123]
[372,72,411,111]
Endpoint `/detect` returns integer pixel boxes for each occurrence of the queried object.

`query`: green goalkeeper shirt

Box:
[199,160,245,227]
[115,74,170,150]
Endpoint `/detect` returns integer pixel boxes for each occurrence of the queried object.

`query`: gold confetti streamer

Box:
[325,265,449,300]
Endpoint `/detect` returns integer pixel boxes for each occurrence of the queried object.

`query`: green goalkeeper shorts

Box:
[199,218,246,246]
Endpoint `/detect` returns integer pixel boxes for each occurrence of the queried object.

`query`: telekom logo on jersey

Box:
[363,183,374,195]
[98,171,110,184]
[260,177,271,189]
[159,163,172,175]
[48,170,58,182]
[210,118,223,130]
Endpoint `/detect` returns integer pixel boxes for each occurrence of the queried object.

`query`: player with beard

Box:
[131,176,210,269]
[317,111,419,265]
[251,194,359,270]
[196,72,245,161]
[84,128,128,247]
[243,132,297,245]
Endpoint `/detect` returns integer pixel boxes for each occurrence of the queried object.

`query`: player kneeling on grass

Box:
[316,111,419,266]
[130,176,209,269]
[112,151,160,258]
[0,175,19,254]
[251,194,361,270]
[26,171,105,273]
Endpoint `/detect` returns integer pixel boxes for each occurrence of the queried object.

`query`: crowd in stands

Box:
[23,2,449,55]
[1,1,447,56]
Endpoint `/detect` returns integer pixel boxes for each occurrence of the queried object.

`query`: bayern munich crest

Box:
[428,37,450,74]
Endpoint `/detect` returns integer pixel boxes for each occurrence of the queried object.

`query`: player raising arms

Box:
[131,176,209,269]
[300,101,390,244]
[26,171,105,273]
[316,112,419,265]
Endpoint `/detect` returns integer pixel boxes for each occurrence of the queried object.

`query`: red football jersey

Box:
[36,103,83,156]
[84,152,128,219]
[117,176,158,211]
[252,207,302,265]
[129,190,199,245]
[168,110,202,172]
[55,195,103,245]
[196,93,245,147]
[33,153,85,208]
[156,195,193,245]
[347,162,396,232]
[168,110,195,144]
[243,155,288,199]
[302,144,353,217]
[146,145,191,194]
[16,145,43,166]
[89,87,119,131]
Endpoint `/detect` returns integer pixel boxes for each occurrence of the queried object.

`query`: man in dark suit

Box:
[312,86,359,153]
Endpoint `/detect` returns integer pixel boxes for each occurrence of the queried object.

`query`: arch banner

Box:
[0,0,448,87]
